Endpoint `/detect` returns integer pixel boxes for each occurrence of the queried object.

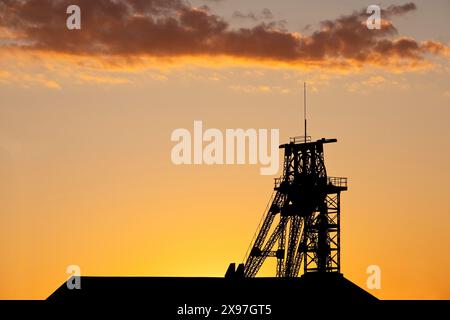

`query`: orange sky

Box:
[0,0,449,300]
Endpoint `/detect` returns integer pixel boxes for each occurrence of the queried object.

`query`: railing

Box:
[274,177,282,188]
[290,136,311,144]
[327,177,348,188]
[274,176,348,189]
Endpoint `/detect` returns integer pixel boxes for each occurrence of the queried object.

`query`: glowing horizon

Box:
[0,0,449,300]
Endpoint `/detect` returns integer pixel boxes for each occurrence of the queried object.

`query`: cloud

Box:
[0,1,448,70]
[0,66,62,88]
[230,84,290,94]
[383,3,417,17]
[77,73,131,84]
[261,8,274,20]
[43,79,61,89]
[345,75,410,93]
[0,70,11,78]
[233,11,259,21]
[363,75,386,86]
[232,11,258,21]
[232,8,274,21]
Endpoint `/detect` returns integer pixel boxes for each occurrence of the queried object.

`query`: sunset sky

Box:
[0,0,449,300]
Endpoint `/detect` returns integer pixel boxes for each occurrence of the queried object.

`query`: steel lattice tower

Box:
[242,136,347,278]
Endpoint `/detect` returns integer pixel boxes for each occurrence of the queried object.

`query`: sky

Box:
[0,0,449,299]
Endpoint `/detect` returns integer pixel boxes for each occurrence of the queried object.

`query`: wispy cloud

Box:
[345,75,410,93]
[230,84,290,94]
[232,8,275,22]
[0,67,61,89]
[78,73,131,85]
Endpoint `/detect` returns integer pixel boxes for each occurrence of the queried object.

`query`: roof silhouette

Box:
[48,272,377,306]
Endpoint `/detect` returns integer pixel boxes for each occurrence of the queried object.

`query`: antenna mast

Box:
[304,82,307,139]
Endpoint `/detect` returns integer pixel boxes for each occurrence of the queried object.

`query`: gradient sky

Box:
[0,0,449,299]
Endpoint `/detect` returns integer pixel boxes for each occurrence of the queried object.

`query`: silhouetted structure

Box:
[48,274,377,305]
[228,136,347,278]
[47,133,381,311]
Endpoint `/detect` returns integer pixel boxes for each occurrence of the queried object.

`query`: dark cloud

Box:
[301,24,312,32]
[233,8,274,21]
[383,3,417,17]
[0,1,446,67]
[232,11,258,21]
[261,8,274,20]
